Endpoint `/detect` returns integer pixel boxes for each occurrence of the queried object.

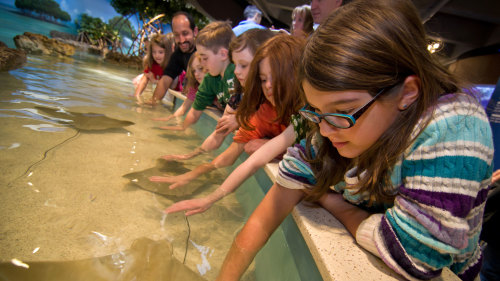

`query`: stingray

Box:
[123,159,222,197]
[0,237,205,281]
[34,106,134,131]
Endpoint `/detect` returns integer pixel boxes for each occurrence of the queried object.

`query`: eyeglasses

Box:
[299,87,390,129]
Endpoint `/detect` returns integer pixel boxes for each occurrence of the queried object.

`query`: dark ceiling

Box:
[188,0,500,63]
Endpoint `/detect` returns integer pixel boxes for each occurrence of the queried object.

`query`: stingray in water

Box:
[123,159,223,197]
[34,106,134,132]
[0,237,205,281]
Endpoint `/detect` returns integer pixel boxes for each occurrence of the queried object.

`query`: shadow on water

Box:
[0,237,204,281]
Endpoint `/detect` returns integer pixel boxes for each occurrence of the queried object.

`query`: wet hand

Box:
[161,153,193,161]
[152,115,175,121]
[164,198,213,216]
[148,175,190,189]
[159,125,184,131]
[215,114,239,135]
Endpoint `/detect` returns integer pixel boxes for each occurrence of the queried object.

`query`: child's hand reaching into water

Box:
[148,174,192,189]
[161,147,205,161]
[152,115,176,122]
[165,197,213,216]
[159,125,185,131]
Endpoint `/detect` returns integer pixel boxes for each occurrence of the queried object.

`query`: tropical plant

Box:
[75,14,122,51]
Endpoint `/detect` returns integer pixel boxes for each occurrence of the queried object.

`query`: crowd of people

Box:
[130,0,498,280]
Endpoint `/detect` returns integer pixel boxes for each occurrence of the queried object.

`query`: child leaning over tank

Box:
[133,33,175,105]
[152,52,206,122]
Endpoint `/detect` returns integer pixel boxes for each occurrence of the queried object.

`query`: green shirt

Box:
[192,63,236,111]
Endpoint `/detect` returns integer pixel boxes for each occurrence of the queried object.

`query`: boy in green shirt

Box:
[160,21,240,155]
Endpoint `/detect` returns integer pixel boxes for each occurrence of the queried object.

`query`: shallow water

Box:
[0,53,255,280]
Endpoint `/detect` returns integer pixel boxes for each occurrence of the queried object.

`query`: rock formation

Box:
[0,41,27,71]
[104,51,143,70]
[13,32,75,57]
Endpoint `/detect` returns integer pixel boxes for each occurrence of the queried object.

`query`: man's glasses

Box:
[299,86,392,129]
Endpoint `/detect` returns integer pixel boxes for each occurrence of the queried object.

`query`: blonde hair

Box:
[195,21,235,53]
[144,33,175,70]
[183,52,203,95]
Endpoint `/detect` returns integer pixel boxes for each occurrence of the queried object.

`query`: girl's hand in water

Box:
[161,153,195,161]
[164,197,213,216]
[161,148,204,161]
[152,115,175,122]
[148,175,190,189]
[159,125,185,131]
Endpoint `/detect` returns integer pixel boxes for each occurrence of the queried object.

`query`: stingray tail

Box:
[7,130,81,187]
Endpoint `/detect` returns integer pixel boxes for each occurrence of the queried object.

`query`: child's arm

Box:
[149,142,246,189]
[133,74,149,104]
[216,183,304,281]
[149,75,174,106]
[159,107,202,131]
[165,125,295,215]
[152,99,194,122]
[161,129,225,161]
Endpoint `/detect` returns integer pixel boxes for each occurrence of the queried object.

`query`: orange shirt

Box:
[233,102,287,143]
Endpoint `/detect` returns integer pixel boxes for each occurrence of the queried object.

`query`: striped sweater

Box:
[276,93,494,280]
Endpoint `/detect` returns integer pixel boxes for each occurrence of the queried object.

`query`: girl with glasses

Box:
[216,0,494,280]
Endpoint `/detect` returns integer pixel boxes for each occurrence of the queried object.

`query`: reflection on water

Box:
[0,53,248,280]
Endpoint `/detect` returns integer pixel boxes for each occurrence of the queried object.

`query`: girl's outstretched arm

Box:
[159,107,202,131]
[149,75,173,106]
[133,74,149,104]
[149,142,245,189]
[216,183,304,281]
[165,125,295,215]
[161,129,227,161]
[318,192,371,236]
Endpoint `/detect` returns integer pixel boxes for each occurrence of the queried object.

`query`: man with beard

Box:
[151,12,198,105]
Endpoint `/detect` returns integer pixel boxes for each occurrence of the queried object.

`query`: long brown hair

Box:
[237,35,305,130]
[300,0,463,202]
[144,33,175,70]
